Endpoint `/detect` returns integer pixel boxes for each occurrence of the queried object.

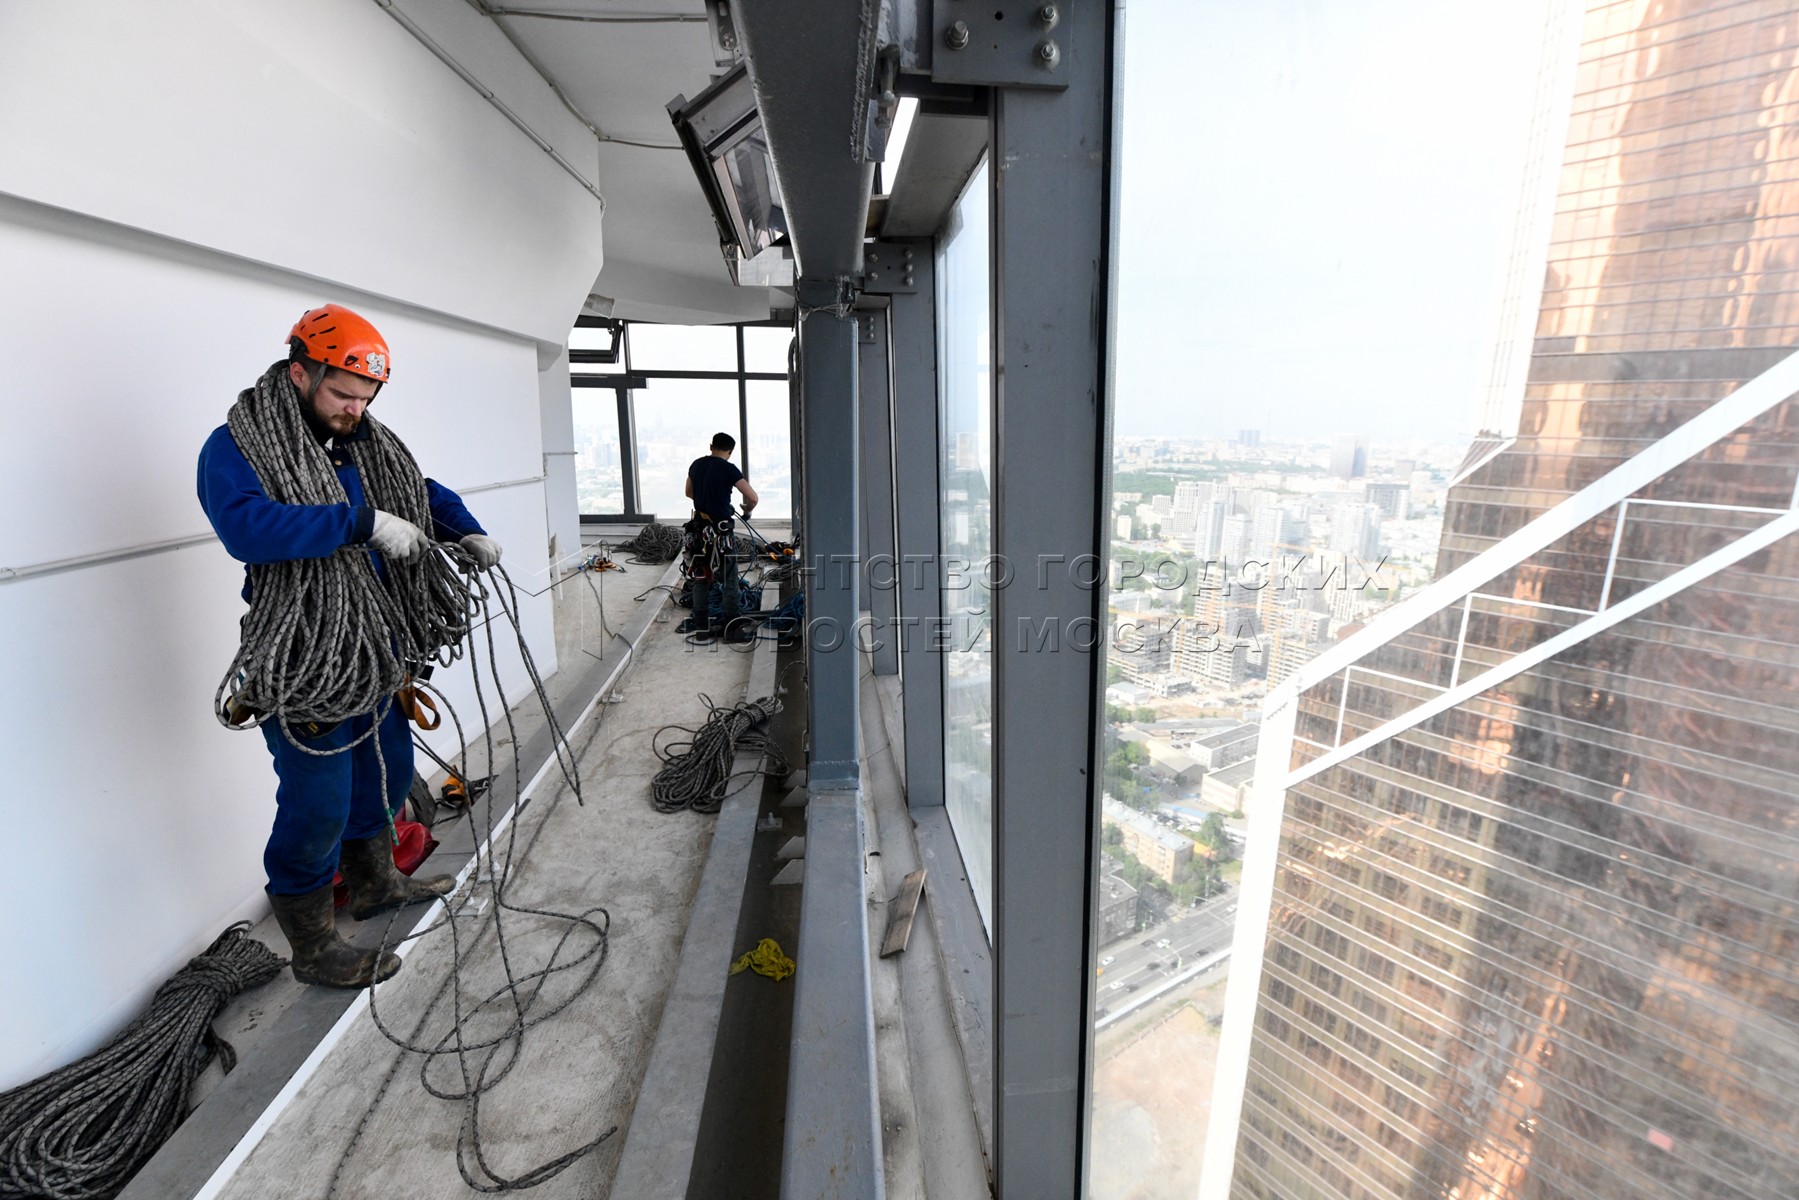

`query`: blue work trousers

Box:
[260,702,413,895]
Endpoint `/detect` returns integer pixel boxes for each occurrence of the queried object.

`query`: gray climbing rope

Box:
[0,924,283,1200]
[214,361,476,732]
[650,694,788,814]
[614,522,684,564]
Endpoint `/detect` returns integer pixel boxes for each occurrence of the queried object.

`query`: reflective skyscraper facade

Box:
[1216,2,1799,1196]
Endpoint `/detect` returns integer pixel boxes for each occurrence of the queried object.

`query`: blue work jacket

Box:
[196,420,485,597]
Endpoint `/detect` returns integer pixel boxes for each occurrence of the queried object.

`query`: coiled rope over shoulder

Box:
[214,362,477,729]
[0,924,283,1200]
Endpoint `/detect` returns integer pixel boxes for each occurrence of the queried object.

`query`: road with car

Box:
[1094,892,1239,1018]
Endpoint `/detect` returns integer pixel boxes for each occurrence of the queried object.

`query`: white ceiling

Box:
[478,2,777,324]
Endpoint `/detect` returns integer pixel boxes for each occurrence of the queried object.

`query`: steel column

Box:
[797,282,861,786]
[737,325,752,485]
[989,2,1121,1196]
[784,279,881,1200]
[858,311,901,676]
[885,239,946,807]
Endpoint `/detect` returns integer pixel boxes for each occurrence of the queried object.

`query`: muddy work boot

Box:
[339,834,456,920]
[269,885,400,988]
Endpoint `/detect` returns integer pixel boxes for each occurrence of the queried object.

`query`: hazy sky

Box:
[1113,0,1560,441]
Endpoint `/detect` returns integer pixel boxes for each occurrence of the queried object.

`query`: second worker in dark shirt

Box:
[685,432,759,641]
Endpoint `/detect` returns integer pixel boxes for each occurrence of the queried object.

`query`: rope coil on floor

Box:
[650,695,788,814]
[0,924,284,1200]
[613,523,684,564]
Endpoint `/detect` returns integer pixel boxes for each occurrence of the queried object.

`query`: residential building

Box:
[1098,860,1140,944]
[1362,481,1410,520]
[1103,798,1194,884]
[1329,501,1382,560]
[1330,434,1368,478]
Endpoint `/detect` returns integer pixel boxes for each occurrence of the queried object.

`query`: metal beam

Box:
[797,279,861,786]
[988,3,1120,1196]
[734,0,880,281]
[781,786,884,1200]
[884,238,946,806]
[859,311,900,676]
[618,390,643,518]
[880,102,990,239]
[784,281,881,1200]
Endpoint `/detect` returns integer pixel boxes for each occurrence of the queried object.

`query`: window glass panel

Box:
[743,325,794,374]
[938,157,993,930]
[744,380,793,521]
[1090,3,1648,1198]
[628,323,738,372]
[571,389,624,515]
[632,378,741,521]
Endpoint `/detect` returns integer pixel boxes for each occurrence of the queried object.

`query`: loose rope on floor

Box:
[333,564,618,1197]
[650,694,788,814]
[0,924,284,1200]
[613,523,684,564]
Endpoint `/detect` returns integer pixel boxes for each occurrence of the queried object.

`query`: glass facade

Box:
[632,376,741,521]
[571,322,793,520]
[1230,4,1799,1197]
[939,157,995,928]
[744,379,793,521]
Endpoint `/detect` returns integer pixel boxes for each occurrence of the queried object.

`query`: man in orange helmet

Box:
[197,304,502,988]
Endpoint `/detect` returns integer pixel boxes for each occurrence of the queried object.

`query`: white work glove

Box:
[369,511,430,561]
[460,533,503,570]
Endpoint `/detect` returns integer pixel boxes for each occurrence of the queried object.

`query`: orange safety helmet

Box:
[288,304,392,384]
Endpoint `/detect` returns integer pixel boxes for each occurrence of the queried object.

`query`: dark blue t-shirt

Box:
[688,455,744,521]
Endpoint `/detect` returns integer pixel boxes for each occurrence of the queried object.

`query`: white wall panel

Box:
[0,546,291,1086]
[0,213,546,570]
[0,0,604,342]
[0,1,597,1087]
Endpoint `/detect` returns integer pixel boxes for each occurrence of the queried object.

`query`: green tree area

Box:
[1103,741,1154,809]
[1104,703,1158,726]
[1193,812,1236,862]
[1104,841,1174,931]
[1167,814,1244,906]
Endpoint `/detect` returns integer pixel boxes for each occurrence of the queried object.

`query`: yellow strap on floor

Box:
[728,937,795,982]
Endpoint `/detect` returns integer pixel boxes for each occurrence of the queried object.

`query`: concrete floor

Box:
[188,546,773,1200]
